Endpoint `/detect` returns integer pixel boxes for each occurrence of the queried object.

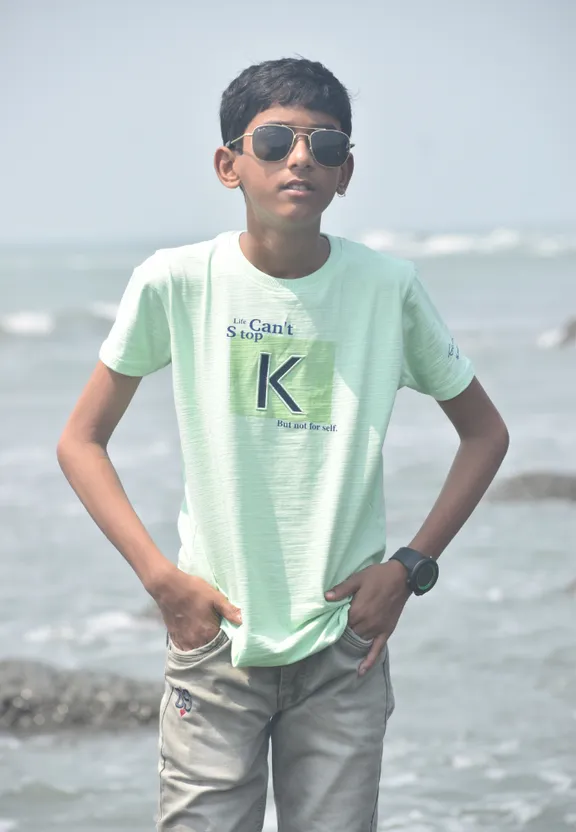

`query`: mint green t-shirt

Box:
[99,231,474,668]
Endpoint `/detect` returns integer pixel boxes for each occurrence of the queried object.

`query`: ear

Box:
[337,153,354,195]
[214,146,242,191]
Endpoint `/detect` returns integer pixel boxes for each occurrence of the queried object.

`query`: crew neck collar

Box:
[227,230,342,294]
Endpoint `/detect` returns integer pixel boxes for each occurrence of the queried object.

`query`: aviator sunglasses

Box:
[226,123,354,168]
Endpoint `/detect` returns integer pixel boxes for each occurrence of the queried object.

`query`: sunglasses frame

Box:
[226,123,354,168]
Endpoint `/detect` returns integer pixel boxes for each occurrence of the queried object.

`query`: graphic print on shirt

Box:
[227,316,337,430]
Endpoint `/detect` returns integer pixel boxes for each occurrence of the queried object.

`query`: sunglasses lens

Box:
[310,130,350,166]
[252,125,294,161]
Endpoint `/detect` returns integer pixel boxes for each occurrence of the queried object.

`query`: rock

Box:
[0,659,162,733]
[489,472,576,503]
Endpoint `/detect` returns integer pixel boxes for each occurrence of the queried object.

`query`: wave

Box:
[0,312,56,336]
[24,610,161,647]
[537,317,576,349]
[360,227,576,258]
[1,228,575,341]
[0,303,118,338]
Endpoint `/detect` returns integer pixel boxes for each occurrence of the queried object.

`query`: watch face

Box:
[415,561,437,592]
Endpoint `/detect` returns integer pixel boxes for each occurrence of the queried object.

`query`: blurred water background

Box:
[2,0,576,828]
[0,229,575,831]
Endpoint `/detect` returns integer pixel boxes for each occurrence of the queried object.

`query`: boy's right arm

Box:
[56,360,242,649]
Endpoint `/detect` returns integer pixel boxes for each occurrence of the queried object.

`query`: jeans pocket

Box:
[342,624,374,650]
[167,629,228,663]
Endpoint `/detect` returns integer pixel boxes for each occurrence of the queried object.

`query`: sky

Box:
[0,0,575,242]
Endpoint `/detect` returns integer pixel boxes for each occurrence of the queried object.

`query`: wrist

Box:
[385,559,412,598]
[142,558,179,599]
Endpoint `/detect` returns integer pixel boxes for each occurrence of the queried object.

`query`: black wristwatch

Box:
[388,547,439,595]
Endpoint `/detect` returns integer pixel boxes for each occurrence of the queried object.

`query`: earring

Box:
[337,189,346,198]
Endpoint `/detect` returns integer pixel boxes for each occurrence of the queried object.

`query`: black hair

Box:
[220,57,352,147]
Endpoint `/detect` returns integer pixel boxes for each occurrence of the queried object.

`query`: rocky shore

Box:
[0,659,162,733]
[489,471,576,502]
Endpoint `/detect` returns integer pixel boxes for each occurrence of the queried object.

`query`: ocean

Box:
[1,228,575,831]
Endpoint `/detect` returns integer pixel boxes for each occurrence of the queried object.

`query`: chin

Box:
[273,204,324,227]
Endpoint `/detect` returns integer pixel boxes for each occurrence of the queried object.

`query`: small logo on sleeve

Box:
[448,337,460,359]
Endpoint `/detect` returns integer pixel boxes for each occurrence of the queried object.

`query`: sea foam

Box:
[360,227,576,258]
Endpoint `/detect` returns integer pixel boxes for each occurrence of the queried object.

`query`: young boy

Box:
[57,58,509,832]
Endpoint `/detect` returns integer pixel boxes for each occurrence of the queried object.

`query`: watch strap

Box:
[389,547,427,573]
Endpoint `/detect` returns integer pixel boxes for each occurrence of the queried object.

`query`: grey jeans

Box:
[157,625,395,832]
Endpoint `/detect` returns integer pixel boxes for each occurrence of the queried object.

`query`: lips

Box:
[281,180,314,191]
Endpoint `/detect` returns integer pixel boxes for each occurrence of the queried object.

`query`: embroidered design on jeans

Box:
[174,687,193,716]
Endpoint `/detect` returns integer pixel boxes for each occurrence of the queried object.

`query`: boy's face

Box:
[215,105,354,229]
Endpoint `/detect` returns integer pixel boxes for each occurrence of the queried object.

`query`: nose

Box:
[287,132,314,167]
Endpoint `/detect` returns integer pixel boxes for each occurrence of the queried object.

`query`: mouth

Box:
[280,180,315,193]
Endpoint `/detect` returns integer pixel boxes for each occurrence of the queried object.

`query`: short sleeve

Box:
[99,255,171,376]
[399,267,474,400]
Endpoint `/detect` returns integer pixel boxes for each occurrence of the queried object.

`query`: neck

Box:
[240,217,329,279]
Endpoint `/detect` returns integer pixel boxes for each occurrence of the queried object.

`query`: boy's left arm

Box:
[407,375,509,557]
[325,376,509,675]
